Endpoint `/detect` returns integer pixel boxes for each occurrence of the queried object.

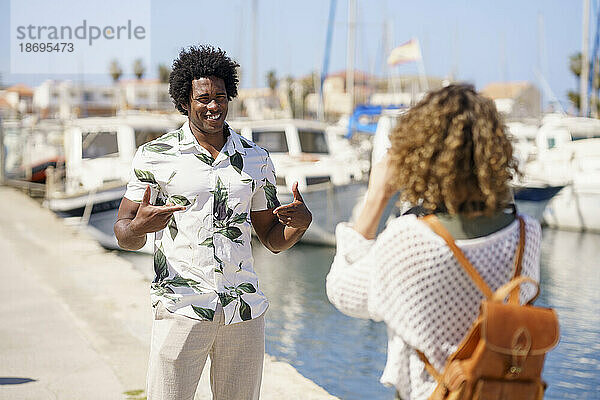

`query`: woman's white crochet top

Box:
[326,214,541,400]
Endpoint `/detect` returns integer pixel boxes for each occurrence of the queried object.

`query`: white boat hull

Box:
[515,200,551,222]
[45,184,126,217]
[86,208,155,254]
[512,184,564,223]
[276,181,368,245]
[543,185,600,233]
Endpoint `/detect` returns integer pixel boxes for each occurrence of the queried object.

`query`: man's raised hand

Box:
[129,186,187,235]
[273,182,312,230]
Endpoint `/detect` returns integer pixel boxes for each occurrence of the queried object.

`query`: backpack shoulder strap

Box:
[509,216,526,304]
[422,215,494,299]
[415,349,443,384]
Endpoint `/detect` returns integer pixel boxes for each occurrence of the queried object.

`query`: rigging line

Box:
[588,0,600,99]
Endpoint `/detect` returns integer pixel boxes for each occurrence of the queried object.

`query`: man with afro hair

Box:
[115,45,312,400]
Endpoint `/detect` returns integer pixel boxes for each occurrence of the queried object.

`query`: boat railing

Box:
[80,187,98,228]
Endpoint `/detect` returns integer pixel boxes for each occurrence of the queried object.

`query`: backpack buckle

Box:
[505,327,531,378]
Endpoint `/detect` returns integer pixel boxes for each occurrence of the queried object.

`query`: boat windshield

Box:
[135,130,171,147]
[572,133,600,140]
[252,130,289,153]
[298,130,328,154]
[82,131,118,159]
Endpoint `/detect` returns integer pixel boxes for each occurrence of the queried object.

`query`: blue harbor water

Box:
[120,228,600,400]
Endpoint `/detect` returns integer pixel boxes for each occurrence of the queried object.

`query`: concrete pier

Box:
[0,186,338,400]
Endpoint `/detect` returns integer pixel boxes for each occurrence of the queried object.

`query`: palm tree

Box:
[109,59,122,83]
[568,52,600,113]
[158,64,171,83]
[569,53,582,78]
[133,58,145,80]
[266,70,277,92]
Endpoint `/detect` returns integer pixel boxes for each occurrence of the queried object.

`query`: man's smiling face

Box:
[186,76,228,136]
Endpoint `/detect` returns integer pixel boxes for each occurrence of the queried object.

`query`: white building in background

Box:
[119,79,172,111]
[481,82,541,120]
[0,84,34,118]
[32,79,176,119]
[33,80,119,119]
[305,72,445,118]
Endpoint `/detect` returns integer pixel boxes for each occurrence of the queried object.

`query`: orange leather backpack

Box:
[419,215,560,400]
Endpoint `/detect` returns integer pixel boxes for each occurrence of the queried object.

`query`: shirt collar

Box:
[179,119,246,156]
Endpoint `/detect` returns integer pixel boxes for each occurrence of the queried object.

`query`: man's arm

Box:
[114,186,186,250]
[251,182,312,253]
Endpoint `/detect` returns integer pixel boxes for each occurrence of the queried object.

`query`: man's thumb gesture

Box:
[141,185,151,207]
[292,181,304,203]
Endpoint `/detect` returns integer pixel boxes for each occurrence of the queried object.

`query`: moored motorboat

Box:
[44,113,185,218]
[229,119,369,245]
[522,114,600,232]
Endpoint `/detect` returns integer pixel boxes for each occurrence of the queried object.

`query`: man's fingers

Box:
[292,181,304,202]
[273,202,298,214]
[274,211,294,219]
[273,205,288,214]
[141,186,151,206]
[157,205,187,214]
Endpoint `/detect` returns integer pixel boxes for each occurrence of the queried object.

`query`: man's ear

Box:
[181,102,188,112]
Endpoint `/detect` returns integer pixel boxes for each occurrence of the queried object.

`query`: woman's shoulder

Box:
[380,212,541,249]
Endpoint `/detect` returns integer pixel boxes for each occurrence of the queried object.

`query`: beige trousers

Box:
[147,302,265,400]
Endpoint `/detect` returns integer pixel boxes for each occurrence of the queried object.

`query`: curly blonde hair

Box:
[388,84,517,216]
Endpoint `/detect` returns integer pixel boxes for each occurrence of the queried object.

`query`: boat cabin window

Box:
[135,130,169,147]
[572,133,600,141]
[252,130,288,153]
[298,130,328,154]
[82,131,118,159]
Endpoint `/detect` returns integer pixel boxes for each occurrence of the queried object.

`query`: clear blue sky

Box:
[0,0,584,110]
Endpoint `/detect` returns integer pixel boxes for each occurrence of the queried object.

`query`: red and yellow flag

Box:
[387,39,422,66]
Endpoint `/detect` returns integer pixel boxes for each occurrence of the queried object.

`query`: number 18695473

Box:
[18,42,74,52]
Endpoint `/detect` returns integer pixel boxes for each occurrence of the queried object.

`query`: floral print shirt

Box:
[124,120,280,324]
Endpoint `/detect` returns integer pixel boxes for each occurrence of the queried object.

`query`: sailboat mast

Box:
[346,0,356,112]
[252,0,258,88]
[581,0,591,117]
[320,0,337,121]
[538,13,545,112]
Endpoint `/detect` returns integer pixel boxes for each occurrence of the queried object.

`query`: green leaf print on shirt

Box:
[230,151,244,174]
[155,195,166,206]
[195,153,215,166]
[214,254,224,274]
[162,275,202,287]
[168,216,178,240]
[169,194,192,206]
[263,179,280,209]
[211,177,229,222]
[241,178,256,192]
[229,212,248,224]
[160,129,183,142]
[219,282,257,322]
[240,137,254,149]
[218,292,237,307]
[192,305,215,321]
[134,169,158,185]
[199,237,214,248]
[150,283,181,303]
[144,142,173,153]
[219,226,242,241]
[236,282,257,293]
[153,245,168,283]
[209,177,247,245]
[239,298,252,321]
[167,170,177,184]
